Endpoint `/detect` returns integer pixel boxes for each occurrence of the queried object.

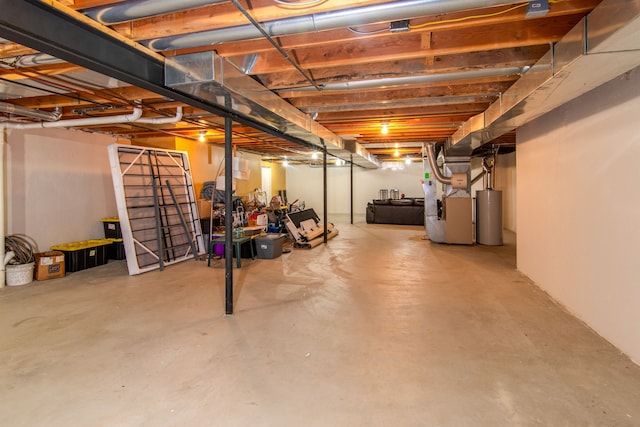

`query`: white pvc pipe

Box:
[1,106,142,129]
[0,128,6,288]
[136,107,183,124]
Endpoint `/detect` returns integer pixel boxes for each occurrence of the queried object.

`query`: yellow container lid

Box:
[100,217,120,223]
[51,239,113,251]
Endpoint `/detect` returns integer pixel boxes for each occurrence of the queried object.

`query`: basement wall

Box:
[496,152,516,232]
[286,155,517,232]
[517,67,640,363]
[286,162,426,218]
[4,128,272,253]
[6,128,124,251]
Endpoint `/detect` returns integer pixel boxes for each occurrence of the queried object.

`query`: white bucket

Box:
[6,262,35,286]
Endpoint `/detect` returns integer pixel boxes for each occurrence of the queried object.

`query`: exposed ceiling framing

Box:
[2,0,636,166]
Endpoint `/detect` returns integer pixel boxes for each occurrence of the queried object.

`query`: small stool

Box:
[208,235,255,268]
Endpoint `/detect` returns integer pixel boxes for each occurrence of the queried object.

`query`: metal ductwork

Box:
[143,0,526,51]
[0,101,60,121]
[279,67,526,93]
[165,51,379,168]
[447,0,640,156]
[83,0,227,25]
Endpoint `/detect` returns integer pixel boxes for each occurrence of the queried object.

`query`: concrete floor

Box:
[2,220,640,426]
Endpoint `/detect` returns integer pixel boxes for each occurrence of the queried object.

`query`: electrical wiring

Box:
[411,3,528,29]
[411,0,567,30]
[348,0,566,36]
[347,25,389,35]
[5,234,39,265]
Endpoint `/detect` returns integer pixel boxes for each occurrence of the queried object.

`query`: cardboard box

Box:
[34,251,65,280]
[197,198,212,219]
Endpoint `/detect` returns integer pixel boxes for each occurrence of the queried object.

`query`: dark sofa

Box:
[366,199,424,225]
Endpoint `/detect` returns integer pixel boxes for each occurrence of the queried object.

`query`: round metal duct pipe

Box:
[144,0,526,51]
[84,0,227,25]
[282,67,526,92]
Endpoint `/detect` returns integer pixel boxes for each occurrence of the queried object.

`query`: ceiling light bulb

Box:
[282,160,289,167]
[198,131,206,142]
[394,149,400,157]
[381,123,388,135]
[311,151,318,160]
[405,157,411,165]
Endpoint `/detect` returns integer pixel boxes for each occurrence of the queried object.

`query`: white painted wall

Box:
[517,67,640,362]
[6,128,122,251]
[286,162,426,218]
[286,154,517,233]
[496,152,516,232]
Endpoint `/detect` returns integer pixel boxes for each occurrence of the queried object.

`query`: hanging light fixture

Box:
[282,156,289,167]
[311,151,319,160]
[381,122,389,135]
[198,130,206,142]
[405,156,411,165]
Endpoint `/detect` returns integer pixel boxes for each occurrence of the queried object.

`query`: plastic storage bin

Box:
[51,239,111,272]
[254,234,284,259]
[106,238,126,260]
[101,217,122,239]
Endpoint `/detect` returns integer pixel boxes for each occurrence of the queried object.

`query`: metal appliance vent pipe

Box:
[425,142,469,189]
[144,0,526,51]
[425,142,452,185]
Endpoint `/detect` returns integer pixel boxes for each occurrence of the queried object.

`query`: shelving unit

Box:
[108,144,205,275]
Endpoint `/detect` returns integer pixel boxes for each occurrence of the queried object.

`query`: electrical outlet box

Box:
[390,20,410,33]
